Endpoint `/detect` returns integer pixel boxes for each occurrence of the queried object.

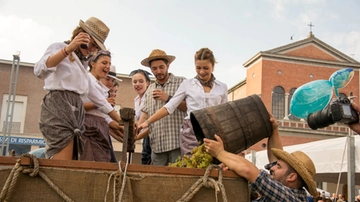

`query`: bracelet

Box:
[145,119,151,125]
[63,47,69,55]
[60,48,67,57]
[166,95,172,103]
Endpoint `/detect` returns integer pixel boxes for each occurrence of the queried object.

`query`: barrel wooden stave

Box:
[190,95,273,155]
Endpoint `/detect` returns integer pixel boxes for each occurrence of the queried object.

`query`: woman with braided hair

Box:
[138,48,228,156]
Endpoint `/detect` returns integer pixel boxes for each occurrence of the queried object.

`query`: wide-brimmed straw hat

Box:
[108,65,122,82]
[141,49,175,67]
[79,17,110,50]
[271,148,317,197]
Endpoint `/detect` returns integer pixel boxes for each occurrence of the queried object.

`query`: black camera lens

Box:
[307,108,335,130]
[80,44,88,49]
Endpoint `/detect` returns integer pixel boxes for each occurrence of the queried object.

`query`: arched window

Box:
[272,86,285,119]
[288,88,300,121]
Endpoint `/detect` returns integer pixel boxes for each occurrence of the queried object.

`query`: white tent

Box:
[246,136,360,184]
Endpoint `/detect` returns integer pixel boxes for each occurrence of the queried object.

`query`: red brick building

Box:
[0,59,145,162]
[228,32,360,151]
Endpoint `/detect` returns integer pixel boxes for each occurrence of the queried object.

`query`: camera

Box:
[80,44,88,49]
[307,96,359,130]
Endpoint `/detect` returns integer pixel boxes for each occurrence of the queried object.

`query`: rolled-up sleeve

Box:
[105,115,113,124]
[34,43,62,79]
[164,81,187,114]
[87,75,114,114]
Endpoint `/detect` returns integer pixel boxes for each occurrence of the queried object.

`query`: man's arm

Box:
[137,111,148,125]
[267,114,283,163]
[204,135,260,183]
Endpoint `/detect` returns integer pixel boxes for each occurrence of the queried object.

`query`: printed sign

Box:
[0,136,46,146]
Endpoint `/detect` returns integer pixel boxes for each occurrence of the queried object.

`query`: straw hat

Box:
[271,148,317,197]
[108,65,122,82]
[141,49,175,67]
[79,17,110,50]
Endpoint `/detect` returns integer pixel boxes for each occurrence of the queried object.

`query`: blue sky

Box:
[0,0,359,88]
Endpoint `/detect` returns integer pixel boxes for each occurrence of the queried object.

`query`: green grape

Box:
[169,144,213,168]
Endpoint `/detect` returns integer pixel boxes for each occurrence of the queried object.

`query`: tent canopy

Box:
[246,136,360,184]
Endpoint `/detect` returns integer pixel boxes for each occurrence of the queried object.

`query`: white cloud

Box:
[267,0,326,21]
[216,64,247,88]
[322,31,360,61]
[0,15,53,62]
[344,31,360,60]
[268,0,286,20]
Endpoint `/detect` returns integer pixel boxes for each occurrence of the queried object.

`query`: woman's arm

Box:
[138,107,169,130]
[136,128,149,140]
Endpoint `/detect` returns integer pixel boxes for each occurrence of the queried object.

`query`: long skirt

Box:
[80,114,111,162]
[39,90,85,159]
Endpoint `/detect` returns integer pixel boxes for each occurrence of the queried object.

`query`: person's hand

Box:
[348,102,360,134]
[109,121,122,131]
[203,134,225,158]
[269,113,279,130]
[138,121,149,131]
[109,128,124,142]
[106,98,116,107]
[67,32,90,53]
[152,89,168,102]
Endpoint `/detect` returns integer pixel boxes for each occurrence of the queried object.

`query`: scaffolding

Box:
[1,52,20,156]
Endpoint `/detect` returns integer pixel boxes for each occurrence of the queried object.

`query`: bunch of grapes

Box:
[169,143,213,168]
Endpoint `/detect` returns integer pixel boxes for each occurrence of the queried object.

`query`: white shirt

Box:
[164,78,228,119]
[34,42,89,95]
[82,73,114,116]
[134,94,146,122]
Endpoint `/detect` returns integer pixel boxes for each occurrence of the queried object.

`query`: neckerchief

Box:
[195,74,216,89]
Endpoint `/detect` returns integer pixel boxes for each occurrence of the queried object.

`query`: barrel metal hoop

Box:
[206,107,226,148]
[228,101,250,149]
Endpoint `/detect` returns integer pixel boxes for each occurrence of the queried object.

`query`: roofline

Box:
[243,52,360,69]
[0,59,35,68]
[0,59,154,80]
[228,78,246,93]
[266,35,359,64]
[244,35,360,67]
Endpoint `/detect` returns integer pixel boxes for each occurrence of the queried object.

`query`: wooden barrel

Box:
[190,94,273,155]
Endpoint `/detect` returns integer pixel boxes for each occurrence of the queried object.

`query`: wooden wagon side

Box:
[0,156,249,202]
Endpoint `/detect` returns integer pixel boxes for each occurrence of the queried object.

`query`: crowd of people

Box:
[32,16,360,201]
[312,192,360,202]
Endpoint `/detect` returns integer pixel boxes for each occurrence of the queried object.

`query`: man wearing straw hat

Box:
[137,49,187,166]
[204,116,318,201]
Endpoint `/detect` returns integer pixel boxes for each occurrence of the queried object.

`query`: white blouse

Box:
[134,94,146,122]
[34,42,89,95]
[164,78,228,119]
[82,73,114,116]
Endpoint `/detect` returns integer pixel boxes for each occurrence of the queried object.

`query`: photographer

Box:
[348,102,360,134]
[204,114,318,201]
